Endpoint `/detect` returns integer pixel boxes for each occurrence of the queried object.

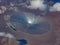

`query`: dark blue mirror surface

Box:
[10,12,51,35]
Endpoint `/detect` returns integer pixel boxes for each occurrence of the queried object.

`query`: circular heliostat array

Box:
[4,12,51,35]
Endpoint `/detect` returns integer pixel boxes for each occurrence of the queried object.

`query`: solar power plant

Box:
[0,0,60,45]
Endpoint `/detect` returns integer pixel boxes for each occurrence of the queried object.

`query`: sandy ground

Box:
[0,10,59,45]
[0,0,60,45]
